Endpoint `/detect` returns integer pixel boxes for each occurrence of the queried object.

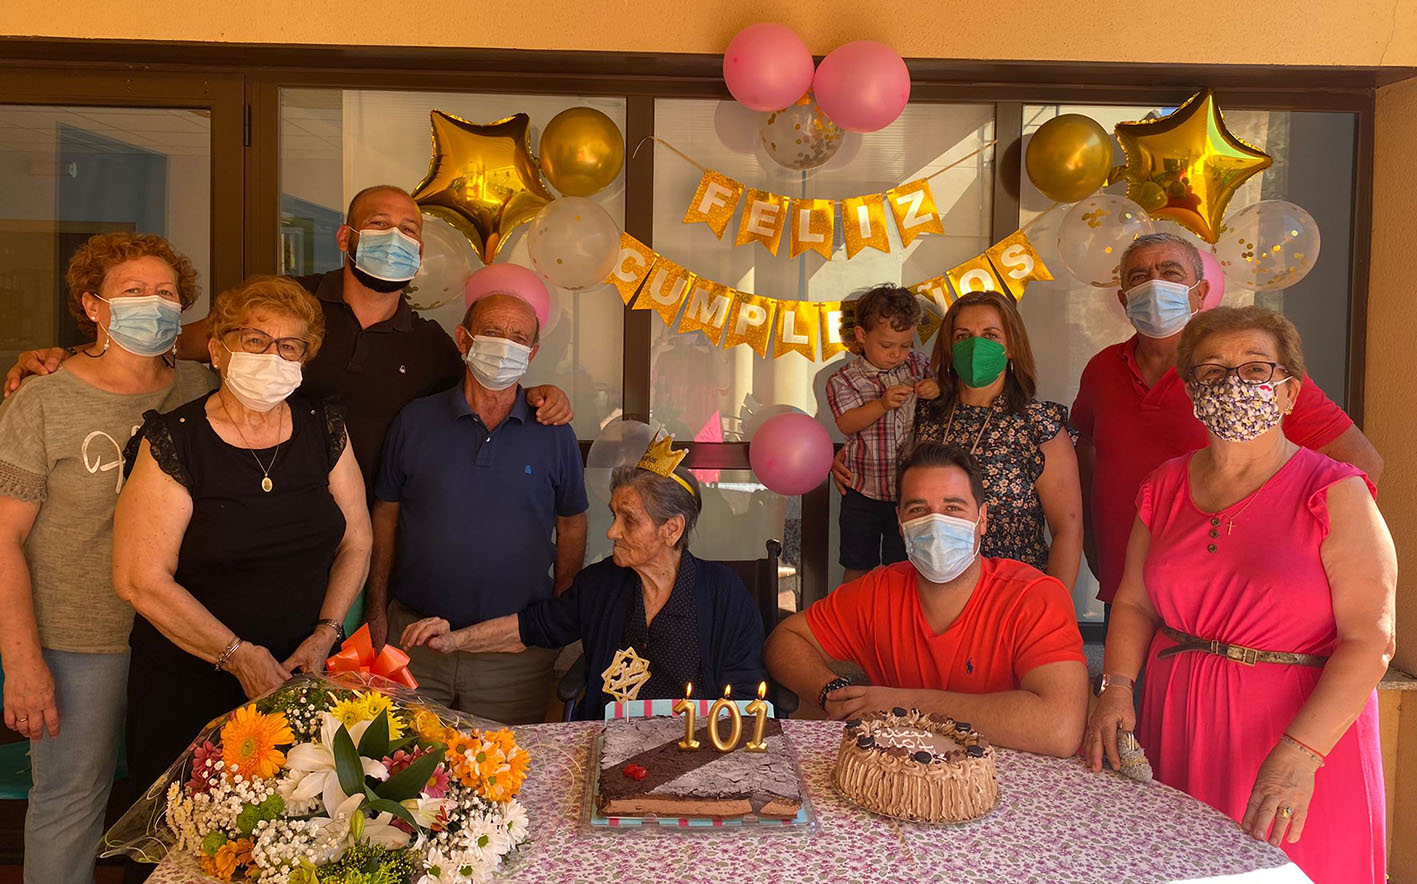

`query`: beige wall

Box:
[4,0,1417,67]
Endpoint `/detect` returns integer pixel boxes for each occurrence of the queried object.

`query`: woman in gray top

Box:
[0,233,214,884]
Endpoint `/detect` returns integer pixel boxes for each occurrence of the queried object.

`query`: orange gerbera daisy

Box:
[220,705,294,780]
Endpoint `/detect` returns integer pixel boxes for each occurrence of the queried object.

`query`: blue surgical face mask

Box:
[95,294,182,357]
[900,512,979,584]
[464,334,532,391]
[1125,279,1199,338]
[352,227,421,283]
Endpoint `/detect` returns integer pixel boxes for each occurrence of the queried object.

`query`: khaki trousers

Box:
[387,598,557,725]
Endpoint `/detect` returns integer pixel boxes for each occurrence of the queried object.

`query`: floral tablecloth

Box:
[150,719,1310,884]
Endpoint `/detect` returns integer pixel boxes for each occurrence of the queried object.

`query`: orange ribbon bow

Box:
[325,623,419,689]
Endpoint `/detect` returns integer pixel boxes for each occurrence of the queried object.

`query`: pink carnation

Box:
[186,741,220,794]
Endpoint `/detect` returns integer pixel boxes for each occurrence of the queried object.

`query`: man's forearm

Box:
[553,514,587,595]
[366,502,398,621]
[763,625,838,708]
[892,686,1085,757]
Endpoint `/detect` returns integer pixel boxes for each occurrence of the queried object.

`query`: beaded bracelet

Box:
[1281,733,1326,767]
[214,636,244,672]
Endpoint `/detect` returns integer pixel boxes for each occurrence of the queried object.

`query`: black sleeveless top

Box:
[124,391,348,665]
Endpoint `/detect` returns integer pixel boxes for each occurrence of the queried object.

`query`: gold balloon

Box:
[538,106,625,197]
[410,110,553,263]
[1114,90,1272,244]
[1025,113,1114,203]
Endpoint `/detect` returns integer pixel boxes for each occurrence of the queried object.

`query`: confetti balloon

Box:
[1056,194,1155,287]
[405,215,473,312]
[1212,200,1321,292]
[758,92,843,171]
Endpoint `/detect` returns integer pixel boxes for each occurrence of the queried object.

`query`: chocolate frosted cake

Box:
[833,708,998,822]
[598,717,803,818]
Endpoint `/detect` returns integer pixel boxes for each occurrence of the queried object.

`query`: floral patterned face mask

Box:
[1191,375,1290,442]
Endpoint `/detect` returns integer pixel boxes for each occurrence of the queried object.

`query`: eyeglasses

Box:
[1188,361,1288,387]
[224,327,310,362]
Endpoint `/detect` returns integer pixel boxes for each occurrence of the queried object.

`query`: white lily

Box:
[401,795,453,829]
[283,712,389,816]
[317,793,412,851]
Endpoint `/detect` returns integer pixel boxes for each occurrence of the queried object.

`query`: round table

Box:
[149,718,1310,884]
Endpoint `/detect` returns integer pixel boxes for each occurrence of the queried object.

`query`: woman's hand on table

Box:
[227,643,293,699]
[1241,740,1318,846]
[401,616,459,653]
[826,685,914,721]
[1082,685,1135,772]
[282,628,338,675]
[2,652,59,739]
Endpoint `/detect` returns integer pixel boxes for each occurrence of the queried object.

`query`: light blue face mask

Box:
[900,512,979,584]
[96,294,182,357]
[352,227,422,282]
[1125,279,1199,338]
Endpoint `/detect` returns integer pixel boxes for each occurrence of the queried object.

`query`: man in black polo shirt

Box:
[5,185,573,500]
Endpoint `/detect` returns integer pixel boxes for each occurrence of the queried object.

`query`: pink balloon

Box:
[749,412,834,496]
[463,263,550,328]
[812,40,911,133]
[1198,249,1226,309]
[722,23,815,113]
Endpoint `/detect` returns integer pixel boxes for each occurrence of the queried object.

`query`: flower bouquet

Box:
[102,671,531,883]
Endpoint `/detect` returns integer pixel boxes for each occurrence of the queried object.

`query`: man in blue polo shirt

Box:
[369,292,588,723]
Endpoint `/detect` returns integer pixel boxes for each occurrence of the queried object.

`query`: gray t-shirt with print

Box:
[0,361,217,653]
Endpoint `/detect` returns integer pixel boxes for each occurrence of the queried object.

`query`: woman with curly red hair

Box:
[0,232,216,884]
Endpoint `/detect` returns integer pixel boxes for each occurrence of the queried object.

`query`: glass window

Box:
[0,105,211,366]
[1020,104,1357,620]
[279,88,626,439]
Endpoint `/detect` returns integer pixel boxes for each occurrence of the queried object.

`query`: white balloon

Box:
[584,419,656,503]
[527,197,621,291]
[1057,194,1155,287]
[1213,200,1322,292]
[406,215,474,311]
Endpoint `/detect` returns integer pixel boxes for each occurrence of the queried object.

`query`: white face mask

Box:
[464,334,532,391]
[901,512,980,584]
[1124,279,1200,338]
[222,347,303,412]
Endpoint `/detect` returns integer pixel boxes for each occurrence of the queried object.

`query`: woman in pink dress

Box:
[1083,306,1395,884]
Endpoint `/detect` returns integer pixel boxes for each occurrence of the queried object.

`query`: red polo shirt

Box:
[1072,335,1353,603]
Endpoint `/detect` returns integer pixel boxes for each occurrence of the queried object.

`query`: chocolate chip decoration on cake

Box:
[833,708,999,822]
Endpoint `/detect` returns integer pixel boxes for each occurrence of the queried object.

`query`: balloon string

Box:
[922,139,999,183]
[1019,201,1063,234]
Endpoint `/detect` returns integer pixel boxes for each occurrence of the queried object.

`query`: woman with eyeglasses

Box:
[1083,306,1394,884]
[113,275,371,795]
[0,233,213,884]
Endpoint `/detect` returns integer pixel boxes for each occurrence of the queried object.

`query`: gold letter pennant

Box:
[633,258,695,326]
[734,189,789,256]
[886,179,946,247]
[677,278,732,345]
[773,299,820,360]
[986,231,1053,300]
[947,254,1006,296]
[841,193,891,258]
[723,290,777,358]
[818,300,850,359]
[682,170,743,239]
[606,233,659,305]
[788,198,835,259]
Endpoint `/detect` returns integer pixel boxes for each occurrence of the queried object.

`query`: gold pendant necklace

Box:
[219,394,282,493]
[942,401,995,454]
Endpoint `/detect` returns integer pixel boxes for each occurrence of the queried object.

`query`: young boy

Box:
[826,284,939,583]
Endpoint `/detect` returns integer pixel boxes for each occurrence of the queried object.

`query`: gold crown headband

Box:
[636,432,696,498]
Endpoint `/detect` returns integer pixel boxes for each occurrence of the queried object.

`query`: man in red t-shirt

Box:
[1073,233,1383,612]
[764,443,1088,757]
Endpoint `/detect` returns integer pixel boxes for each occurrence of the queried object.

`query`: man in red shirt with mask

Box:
[1072,232,1383,622]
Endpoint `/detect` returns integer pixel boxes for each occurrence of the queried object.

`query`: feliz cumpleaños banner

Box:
[603,227,1053,361]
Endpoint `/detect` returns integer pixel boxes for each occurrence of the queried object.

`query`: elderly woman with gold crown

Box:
[402,431,767,719]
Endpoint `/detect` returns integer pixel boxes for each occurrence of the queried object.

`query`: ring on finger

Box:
[1277,805,1294,819]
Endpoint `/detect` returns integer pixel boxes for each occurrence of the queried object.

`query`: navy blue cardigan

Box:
[518,551,767,720]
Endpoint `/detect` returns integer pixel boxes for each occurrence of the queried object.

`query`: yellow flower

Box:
[329,696,366,731]
[412,709,455,744]
[354,692,405,740]
[220,705,293,780]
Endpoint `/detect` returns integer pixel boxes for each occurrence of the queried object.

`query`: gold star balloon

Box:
[411,110,554,263]
[1113,90,1272,243]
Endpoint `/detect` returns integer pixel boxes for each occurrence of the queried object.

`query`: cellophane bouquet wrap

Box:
[102,672,532,883]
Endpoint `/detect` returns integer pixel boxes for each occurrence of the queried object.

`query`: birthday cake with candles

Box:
[597,716,804,818]
[833,708,998,823]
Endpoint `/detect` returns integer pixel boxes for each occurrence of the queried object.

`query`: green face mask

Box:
[951,336,1008,388]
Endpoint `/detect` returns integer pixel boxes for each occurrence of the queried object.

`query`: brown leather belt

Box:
[1158,625,1328,668]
